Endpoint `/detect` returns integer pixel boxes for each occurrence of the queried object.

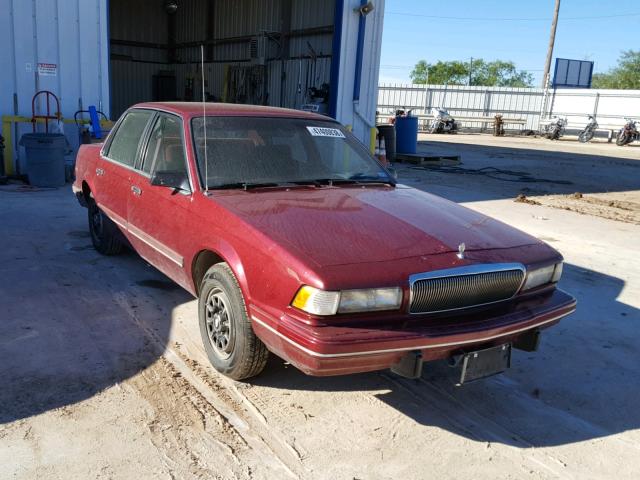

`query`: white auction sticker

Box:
[306,126,345,138]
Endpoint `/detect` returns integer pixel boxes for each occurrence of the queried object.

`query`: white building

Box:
[0,0,384,174]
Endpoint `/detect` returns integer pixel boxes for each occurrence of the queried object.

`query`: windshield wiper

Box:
[291,178,343,186]
[292,178,394,187]
[347,173,396,185]
[208,182,281,190]
[209,181,318,191]
[209,177,395,190]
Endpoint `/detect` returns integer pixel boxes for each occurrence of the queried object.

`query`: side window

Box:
[106,110,153,167]
[141,114,188,175]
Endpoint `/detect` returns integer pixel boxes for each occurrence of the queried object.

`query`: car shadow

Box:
[394,139,640,203]
[0,189,186,424]
[251,263,640,448]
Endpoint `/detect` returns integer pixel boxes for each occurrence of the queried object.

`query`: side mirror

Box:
[150,171,191,192]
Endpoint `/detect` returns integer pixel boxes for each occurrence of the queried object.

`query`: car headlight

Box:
[292,286,403,315]
[523,262,563,290]
[338,287,403,313]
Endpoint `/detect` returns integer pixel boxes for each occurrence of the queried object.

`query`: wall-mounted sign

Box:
[553,58,593,89]
[37,63,58,76]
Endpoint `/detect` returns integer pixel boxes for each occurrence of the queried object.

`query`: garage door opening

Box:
[108,0,336,120]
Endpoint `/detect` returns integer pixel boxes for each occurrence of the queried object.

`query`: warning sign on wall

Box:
[37,63,57,76]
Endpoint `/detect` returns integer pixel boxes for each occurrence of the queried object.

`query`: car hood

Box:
[212,185,542,267]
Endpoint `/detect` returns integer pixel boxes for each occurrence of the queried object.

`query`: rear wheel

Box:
[198,263,269,380]
[88,200,123,255]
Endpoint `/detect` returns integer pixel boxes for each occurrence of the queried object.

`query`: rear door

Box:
[127,112,193,288]
[96,109,154,229]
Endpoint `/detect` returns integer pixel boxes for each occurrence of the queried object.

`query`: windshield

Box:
[191,116,393,189]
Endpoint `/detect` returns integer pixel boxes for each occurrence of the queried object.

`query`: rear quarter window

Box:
[106,110,153,167]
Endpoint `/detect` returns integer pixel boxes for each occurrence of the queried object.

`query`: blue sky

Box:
[379,0,640,85]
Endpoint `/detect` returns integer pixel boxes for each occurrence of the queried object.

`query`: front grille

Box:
[409,264,525,314]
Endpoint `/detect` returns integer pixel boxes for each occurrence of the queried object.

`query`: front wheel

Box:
[578,129,594,143]
[88,200,123,255]
[616,132,630,146]
[198,263,269,380]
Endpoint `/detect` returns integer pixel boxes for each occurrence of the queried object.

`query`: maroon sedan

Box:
[73,102,576,382]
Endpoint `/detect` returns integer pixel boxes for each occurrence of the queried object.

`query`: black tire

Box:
[578,130,594,143]
[198,263,269,380]
[88,200,123,255]
[616,133,630,146]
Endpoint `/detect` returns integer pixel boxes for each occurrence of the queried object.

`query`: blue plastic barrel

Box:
[395,115,418,154]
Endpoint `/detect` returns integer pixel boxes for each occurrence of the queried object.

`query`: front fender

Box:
[185,239,249,301]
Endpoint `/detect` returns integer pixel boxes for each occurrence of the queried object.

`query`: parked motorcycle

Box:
[578,115,598,143]
[541,116,567,140]
[430,107,458,134]
[616,118,639,146]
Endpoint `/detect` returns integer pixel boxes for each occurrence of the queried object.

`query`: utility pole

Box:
[542,0,561,87]
[469,57,473,86]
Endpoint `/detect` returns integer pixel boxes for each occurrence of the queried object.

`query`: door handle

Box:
[96,168,105,176]
[131,185,142,196]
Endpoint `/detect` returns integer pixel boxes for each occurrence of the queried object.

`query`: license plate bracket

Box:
[459,344,511,385]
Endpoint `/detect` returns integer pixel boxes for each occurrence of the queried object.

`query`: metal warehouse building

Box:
[0,0,384,174]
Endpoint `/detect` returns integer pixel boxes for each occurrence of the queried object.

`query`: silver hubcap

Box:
[205,288,234,359]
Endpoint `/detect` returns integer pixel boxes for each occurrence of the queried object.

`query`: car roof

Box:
[133,102,334,121]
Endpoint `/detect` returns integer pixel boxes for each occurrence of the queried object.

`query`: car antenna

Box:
[201,44,209,194]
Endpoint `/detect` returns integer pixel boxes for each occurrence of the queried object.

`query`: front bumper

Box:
[251,288,576,376]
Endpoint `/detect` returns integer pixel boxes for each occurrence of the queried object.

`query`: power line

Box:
[386,11,640,21]
[381,64,546,72]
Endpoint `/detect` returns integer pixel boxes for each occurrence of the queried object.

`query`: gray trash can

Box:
[19,133,67,187]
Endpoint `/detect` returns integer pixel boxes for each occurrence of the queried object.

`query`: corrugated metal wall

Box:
[109,0,336,118]
[0,0,110,117]
[0,0,110,171]
[334,0,386,143]
[378,83,640,131]
[0,0,385,168]
[378,84,545,130]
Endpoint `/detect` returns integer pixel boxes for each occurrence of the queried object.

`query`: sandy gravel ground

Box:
[1,135,639,479]
[525,191,640,225]
[415,133,640,224]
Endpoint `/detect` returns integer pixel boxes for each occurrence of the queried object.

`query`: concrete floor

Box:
[1,135,639,479]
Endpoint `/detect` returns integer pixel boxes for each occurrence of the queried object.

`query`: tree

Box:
[409,58,533,87]
[592,50,640,89]
[410,60,468,85]
[470,60,534,87]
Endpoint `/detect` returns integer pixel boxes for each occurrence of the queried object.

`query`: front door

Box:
[127,112,193,289]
